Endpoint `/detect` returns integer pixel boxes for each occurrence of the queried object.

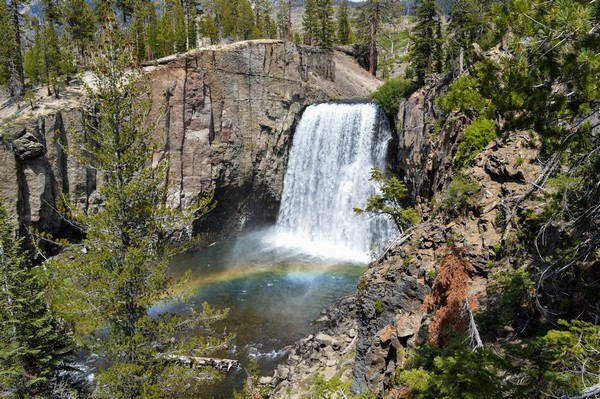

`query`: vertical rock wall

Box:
[0,40,377,240]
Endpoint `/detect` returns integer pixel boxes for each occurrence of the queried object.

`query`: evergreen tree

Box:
[410,0,442,85]
[361,0,399,76]
[24,19,43,85]
[213,0,236,40]
[198,12,218,44]
[7,0,26,96]
[336,0,351,45]
[276,0,293,40]
[303,0,335,49]
[173,0,187,52]
[303,0,318,45]
[315,0,335,49]
[157,2,175,57]
[63,0,97,59]
[0,0,17,91]
[236,0,258,40]
[0,202,78,398]
[49,19,230,397]
[40,21,71,98]
[132,0,159,61]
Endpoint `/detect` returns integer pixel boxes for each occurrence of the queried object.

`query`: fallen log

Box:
[159,354,240,373]
[559,384,600,399]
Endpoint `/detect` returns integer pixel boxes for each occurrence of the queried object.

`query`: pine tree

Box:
[7,0,26,96]
[41,21,70,98]
[173,0,187,52]
[360,0,400,76]
[157,1,175,57]
[0,0,17,90]
[315,0,335,49]
[336,0,351,45]
[63,0,97,59]
[198,12,218,44]
[303,0,335,49]
[236,0,257,40]
[276,0,293,40]
[410,0,442,85]
[303,0,318,45]
[0,202,78,398]
[49,19,230,397]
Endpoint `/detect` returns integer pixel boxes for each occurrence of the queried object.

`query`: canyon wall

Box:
[0,40,380,239]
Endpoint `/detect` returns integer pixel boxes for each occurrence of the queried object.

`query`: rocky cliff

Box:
[0,40,380,240]
[268,79,551,398]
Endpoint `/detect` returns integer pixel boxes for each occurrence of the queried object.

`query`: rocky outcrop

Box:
[0,40,380,239]
[395,79,462,205]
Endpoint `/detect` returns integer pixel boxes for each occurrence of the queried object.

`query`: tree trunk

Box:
[369,2,379,77]
[9,0,24,96]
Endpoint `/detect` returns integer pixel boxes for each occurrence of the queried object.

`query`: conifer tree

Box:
[0,0,17,91]
[173,0,187,52]
[40,21,72,98]
[49,18,230,397]
[410,0,443,85]
[157,2,175,57]
[7,0,26,96]
[198,12,218,44]
[236,0,258,40]
[63,0,97,58]
[303,0,318,45]
[303,0,335,49]
[0,202,78,398]
[276,0,293,40]
[336,0,351,45]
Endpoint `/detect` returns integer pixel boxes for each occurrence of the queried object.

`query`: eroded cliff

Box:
[0,40,381,239]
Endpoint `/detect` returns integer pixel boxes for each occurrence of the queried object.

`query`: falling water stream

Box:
[169,102,396,397]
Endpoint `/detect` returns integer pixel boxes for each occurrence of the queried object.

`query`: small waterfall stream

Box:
[274,101,397,260]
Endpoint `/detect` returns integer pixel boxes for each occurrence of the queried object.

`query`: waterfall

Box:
[273,102,397,261]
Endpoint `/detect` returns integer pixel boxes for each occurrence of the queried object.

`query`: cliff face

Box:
[0,40,380,239]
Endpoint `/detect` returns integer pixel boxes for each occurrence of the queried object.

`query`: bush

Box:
[370,77,416,118]
[433,175,481,217]
[455,117,497,168]
[436,75,491,118]
[354,167,419,233]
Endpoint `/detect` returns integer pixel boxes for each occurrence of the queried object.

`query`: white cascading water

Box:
[272,102,397,262]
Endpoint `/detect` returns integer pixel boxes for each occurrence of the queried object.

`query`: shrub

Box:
[436,75,491,117]
[433,175,481,217]
[455,117,497,168]
[354,167,419,233]
[370,77,416,118]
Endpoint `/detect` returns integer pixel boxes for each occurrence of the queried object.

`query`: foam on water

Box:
[272,102,397,260]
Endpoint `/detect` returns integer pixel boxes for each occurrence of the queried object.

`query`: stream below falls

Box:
[168,230,366,398]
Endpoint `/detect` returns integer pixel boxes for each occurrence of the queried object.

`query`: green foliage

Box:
[374,299,384,314]
[354,167,418,233]
[410,0,443,85]
[336,0,351,45]
[394,319,600,398]
[396,346,515,399]
[433,175,480,217]
[488,269,535,327]
[305,372,358,399]
[303,0,335,49]
[455,117,496,168]
[370,77,416,118]
[47,21,228,397]
[0,202,79,397]
[0,0,17,90]
[436,75,491,118]
[63,0,96,56]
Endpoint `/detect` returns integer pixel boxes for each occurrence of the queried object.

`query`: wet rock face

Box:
[1,40,374,239]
